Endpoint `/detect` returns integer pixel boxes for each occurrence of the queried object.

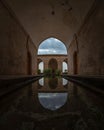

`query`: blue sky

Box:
[38,38,67,55]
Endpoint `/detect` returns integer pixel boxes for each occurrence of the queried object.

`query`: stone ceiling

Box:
[5,0,94,48]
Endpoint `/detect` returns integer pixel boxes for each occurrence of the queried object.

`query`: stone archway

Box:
[73,51,78,74]
[27,52,32,75]
[48,58,58,74]
[62,61,68,73]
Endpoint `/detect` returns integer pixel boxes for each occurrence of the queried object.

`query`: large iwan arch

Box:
[37,37,68,73]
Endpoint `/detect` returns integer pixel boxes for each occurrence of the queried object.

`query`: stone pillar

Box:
[34,54,37,74]
[44,59,48,70]
[58,60,62,73]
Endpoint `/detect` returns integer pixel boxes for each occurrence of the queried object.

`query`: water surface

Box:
[0,77,104,130]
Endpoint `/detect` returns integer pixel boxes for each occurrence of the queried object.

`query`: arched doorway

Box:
[62,61,68,74]
[27,52,32,75]
[48,58,58,74]
[37,37,68,74]
[38,61,44,74]
[73,51,78,74]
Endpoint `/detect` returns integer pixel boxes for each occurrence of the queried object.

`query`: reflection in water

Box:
[38,93,68,110]
[39,78,44,86]
[62,78,68,86]
[0,78,104,130]
[48,78,58,89]
[38,77,68,90]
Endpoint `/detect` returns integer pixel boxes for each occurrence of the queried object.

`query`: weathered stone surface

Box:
[0,1,36,75]
[68,1,104,75]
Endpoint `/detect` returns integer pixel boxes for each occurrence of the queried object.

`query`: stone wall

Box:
[27,38,37,75]
[0,1,36,75]
[68,0,104,75]
[68,38,78,74]
[38,55,68,72]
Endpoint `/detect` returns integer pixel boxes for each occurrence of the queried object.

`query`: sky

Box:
[38,38,67,55]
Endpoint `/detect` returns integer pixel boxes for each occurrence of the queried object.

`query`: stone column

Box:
[58,60,62,73]
[44,59,48,70]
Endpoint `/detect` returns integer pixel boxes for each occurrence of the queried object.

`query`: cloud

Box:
[38,38,67,54]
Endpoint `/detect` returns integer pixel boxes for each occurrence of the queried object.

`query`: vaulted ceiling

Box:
[5,0,94,48]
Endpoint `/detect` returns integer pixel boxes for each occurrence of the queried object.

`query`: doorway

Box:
[73,51,78,74]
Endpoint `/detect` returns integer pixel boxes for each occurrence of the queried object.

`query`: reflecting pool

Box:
[0,77,104,130]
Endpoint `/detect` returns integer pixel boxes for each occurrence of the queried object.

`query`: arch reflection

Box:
[39,78,44,86]
[48,78,58,89]
[62,78,68,86]
[38,93,68,111]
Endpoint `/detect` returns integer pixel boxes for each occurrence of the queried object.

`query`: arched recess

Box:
[73,51,78,74]
[38,62,44,73]
[62,61,68,73]
[37,59,44,73]
[27,52,32,75]
[48,58,58,73]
